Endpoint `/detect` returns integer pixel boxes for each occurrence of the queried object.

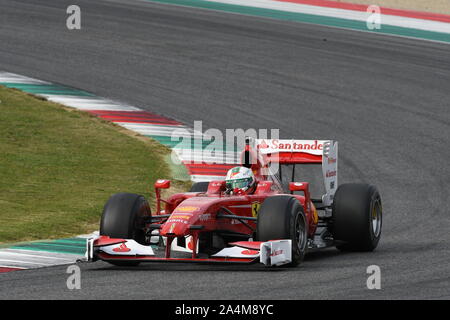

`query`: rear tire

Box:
[257,195,308,267]
[189,182,209,192]
[100,193,151,266]
[331,183,382,252]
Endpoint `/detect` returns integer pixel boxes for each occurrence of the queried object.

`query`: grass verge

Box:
[0,86,186,243]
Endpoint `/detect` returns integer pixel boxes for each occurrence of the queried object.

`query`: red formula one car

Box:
[86,138,382,267]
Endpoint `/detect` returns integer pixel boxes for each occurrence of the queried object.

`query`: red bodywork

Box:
[159,182,317,237]
[148,144,319,260]
[92,142,321,264]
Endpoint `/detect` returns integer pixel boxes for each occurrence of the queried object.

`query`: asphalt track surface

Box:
[1,0,450,299]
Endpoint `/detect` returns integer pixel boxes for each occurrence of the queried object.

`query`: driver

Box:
[225,166,256,195]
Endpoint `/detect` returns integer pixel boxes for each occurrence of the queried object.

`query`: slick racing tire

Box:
[189,182,209,192]
[100,193,151,266]
[257,195,308,267]
[331,183,382,252]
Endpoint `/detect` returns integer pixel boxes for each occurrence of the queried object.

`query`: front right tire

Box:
[100,192,151,266]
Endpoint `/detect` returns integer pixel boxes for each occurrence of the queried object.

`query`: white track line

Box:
[0,72,50,84]
[0,259,53,266]
[0,250,76,261]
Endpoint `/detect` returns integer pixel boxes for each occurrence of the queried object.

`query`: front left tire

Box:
[256,195,308,266]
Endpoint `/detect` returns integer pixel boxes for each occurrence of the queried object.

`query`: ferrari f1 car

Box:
[86,138,382,267]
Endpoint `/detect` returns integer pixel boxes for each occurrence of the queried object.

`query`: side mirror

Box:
[289,182,311,208]
[155,179,171,189]
[155,179,170,215]
[289,182,308,193]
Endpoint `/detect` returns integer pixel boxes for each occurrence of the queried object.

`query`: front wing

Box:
[86,236,292,267]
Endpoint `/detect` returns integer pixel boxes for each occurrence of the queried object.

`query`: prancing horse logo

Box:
[251,202,261,218]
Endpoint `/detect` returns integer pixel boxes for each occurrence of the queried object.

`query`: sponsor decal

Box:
[326,170,337,178]
[251,202,261,218]
[270,249,283,257]
[273,140,292,151]
[327,156,337,164]
[167,219,189,224]
[256,139,328,159]
[241,249,259,255]
[259,139,323,152]
[174,206,200,213]
[210,182,222,187]
[169,223,176,233]
[170,215,191,220]
[199,213,212,222]
[187,239,195,250]
[258,140,269,149]
[112,243,131,253]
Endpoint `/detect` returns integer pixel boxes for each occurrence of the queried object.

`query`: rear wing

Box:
[254,139,338,206]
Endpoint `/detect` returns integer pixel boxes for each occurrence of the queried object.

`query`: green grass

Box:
[0,86,174,243]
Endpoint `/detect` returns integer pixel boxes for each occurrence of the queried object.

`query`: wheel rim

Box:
[295,213,306,252]
[371,199,382,237]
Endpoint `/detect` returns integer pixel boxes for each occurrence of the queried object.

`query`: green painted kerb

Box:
[10,237,87,255]
[147,0,450,43]
[0,83,94,96]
